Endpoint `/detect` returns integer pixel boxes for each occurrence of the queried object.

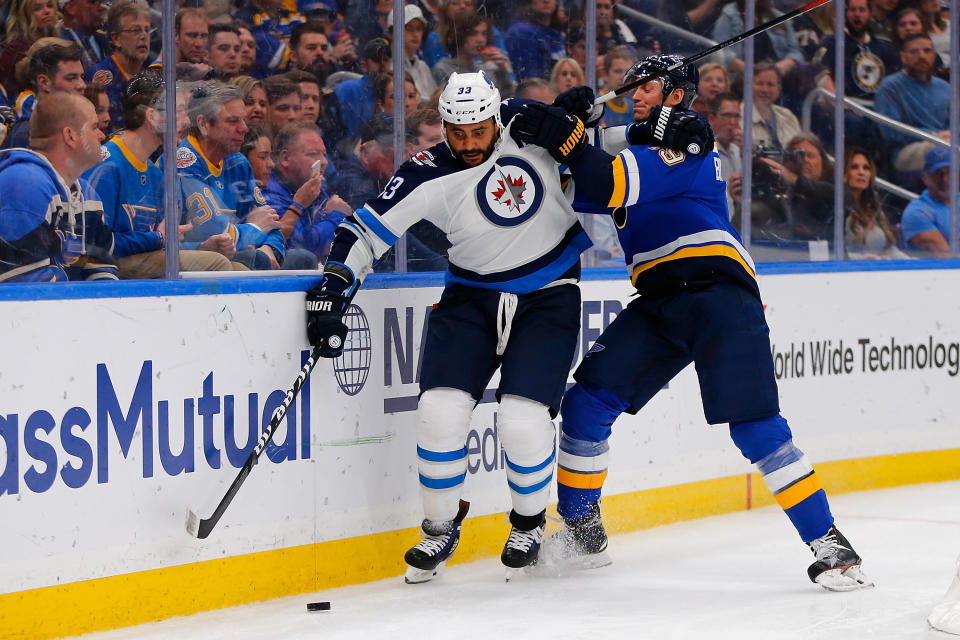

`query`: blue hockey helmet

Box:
[623,54,699,109]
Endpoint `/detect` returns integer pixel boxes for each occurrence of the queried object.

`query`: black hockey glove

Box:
[553,85,603,128]
[512,103,587,164]
[628,105,715,156]
[305,286,350,358]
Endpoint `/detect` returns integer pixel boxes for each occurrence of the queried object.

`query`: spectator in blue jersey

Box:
[432,12,514,94]
[264,121,352,263]
[263,76,301,137]
[232,0,306,78]
[3,40,85,150]
[504,0,566,80]
[901,146,952,257]
[874,33,950,174]
[334,37,391,139]
[207,24,243,79]
[0,91,116,282]
[174,81,316,270]
[59,0,109,69]
[84,73,236,278]
[175,9,209,65]
[85,0,153,131]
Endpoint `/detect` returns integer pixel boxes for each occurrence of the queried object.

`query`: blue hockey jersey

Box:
[570,143,757,297]
[168,135,285,257]
[83,136,164,258]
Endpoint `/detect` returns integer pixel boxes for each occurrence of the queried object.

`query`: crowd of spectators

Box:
[0,0,956,281]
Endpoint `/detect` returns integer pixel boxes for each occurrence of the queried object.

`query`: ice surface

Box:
[67,481,960,640]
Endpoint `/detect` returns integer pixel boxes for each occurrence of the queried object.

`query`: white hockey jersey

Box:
[325,101,593,295]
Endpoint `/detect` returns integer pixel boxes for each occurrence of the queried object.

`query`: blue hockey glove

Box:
[553,85,603,127]
[305,286,350,358]
[513,103,587,163]
[628,105,714,156]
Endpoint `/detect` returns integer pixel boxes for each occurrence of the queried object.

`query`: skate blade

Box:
[504,565,529,582]
[404,562,445,584]
[815,565,875,592]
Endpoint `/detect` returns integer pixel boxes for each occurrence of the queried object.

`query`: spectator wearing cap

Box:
[334,37,390,138]
[901,146,953,257]
[60,0,110,69]
[874,33,950,174]
[433,12,514,95]
[504,0,566,80]
[388,4,437,102]
[3,40,85,150]
[264,121,352,263]
[85,0,153,131]
[232,0,306,78]
[329,112,394,210]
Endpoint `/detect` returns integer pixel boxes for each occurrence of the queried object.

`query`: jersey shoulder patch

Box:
[176,147,198,169]
[92,69,113,86]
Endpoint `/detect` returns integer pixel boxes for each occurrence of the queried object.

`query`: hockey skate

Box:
[807,525,874,591]
[501,511,545,581]
[404,501,469,584]
[543,502,612,571]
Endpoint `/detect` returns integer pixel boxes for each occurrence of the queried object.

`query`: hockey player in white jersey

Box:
[304,70,712,583]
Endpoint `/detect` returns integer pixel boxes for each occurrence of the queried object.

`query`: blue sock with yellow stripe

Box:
[557,383,630,520]
[730,415,833,543]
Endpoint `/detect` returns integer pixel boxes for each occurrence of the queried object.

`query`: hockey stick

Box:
[185,345,322,539]
[594,0,834,105]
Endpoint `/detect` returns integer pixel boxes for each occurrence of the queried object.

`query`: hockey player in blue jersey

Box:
[513,55,873,591]
[304,70,714,583]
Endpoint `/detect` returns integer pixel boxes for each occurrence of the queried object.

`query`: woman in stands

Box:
[230,76,268,127]
[0,0,60,96]
[549,57,584,95]
[844,148,909,259]
[241,125,274,188]
[697,62,729,103]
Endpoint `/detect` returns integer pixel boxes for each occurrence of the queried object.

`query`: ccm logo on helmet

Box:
[306,300,334,312]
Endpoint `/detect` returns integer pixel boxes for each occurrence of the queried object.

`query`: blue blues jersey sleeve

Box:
[84,160,162,258]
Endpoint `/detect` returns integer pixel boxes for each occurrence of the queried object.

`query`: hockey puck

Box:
[307,601,331,612]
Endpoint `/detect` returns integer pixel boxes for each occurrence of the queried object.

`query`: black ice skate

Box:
[404,501,469,584]
[501,510,545,580]
[807,525,874,591]
[547,501,612,570]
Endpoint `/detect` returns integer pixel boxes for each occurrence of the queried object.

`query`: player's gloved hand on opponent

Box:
[553,85,603,128]
[628,105,714,156]
[305,286,350,358]
[512,103,587,163]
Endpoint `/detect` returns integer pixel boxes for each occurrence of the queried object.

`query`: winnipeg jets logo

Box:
[491,169,527,213]
[476,156,544,227]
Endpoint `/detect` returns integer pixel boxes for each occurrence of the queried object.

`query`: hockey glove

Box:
[628,106,715,156]
[305,286,350,358]
[553,85,603,128]
[512,103,587,164]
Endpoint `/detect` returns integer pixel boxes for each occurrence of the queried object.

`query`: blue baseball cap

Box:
[924,146,951,174]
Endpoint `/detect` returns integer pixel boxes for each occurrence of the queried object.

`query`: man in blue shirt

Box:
[263,121,351,264]
[874,34,950,172]
[902,146,952,257]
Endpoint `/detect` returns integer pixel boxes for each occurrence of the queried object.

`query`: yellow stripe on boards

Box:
[3,447,959,639]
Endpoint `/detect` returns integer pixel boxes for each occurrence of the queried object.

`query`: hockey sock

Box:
[557,382,629,520]
[498,395,556,517]
[417,388,476,522]
[730,415,834,543]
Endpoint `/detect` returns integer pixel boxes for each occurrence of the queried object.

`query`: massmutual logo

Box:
[332,304,371,396]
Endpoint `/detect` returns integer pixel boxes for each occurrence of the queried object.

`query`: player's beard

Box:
[454,132,499,167]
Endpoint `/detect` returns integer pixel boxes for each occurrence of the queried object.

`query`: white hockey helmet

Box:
[437,70,503,147]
